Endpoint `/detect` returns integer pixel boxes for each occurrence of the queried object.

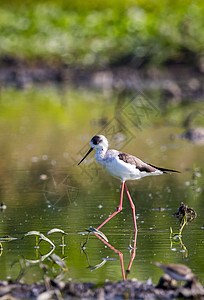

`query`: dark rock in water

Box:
[182,127,204,145]
[65,282,95,298]
[171,110,204,144]
[173,202,197,223]
[156,274,177,290]
[178,278,204,298]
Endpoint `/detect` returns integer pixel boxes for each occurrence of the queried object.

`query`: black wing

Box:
[118,152,180,174]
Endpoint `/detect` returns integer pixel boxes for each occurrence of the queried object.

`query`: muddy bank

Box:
[0,57,204,102]
[0,277,204,299]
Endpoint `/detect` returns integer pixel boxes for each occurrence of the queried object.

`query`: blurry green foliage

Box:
[0,0,203,67]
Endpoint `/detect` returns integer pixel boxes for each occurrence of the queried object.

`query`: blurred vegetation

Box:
[0,0,204,68]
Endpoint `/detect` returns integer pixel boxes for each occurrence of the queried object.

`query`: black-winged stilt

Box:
[78,135,179,233]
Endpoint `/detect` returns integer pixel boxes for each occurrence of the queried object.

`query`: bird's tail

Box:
[147,163,180,174]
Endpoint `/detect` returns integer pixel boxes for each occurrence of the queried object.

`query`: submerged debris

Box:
[173,202,197,223]
[0,202,7,212]
[50,254,68,271]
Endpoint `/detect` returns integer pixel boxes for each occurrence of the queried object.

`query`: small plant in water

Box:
[173,202,197,223]
[170,200,197,258]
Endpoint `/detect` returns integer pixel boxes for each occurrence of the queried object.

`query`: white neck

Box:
[95,147,107,163]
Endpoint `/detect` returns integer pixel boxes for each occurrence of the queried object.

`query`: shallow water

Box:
[0,87,203,285]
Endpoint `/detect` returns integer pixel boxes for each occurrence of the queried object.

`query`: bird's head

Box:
[90,135,108,150]
[78,135,108,165]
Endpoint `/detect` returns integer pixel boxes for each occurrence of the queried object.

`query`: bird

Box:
[154,262,196,282]
[78,135,179,233]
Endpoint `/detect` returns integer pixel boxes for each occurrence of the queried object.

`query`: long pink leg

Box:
[124,183,137,233]
[97,181,125,230]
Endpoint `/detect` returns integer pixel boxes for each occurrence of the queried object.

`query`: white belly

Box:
[99,156,162,181]
[95,149,163,182]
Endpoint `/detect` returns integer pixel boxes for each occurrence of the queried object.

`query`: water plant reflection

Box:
[12,252,67,283]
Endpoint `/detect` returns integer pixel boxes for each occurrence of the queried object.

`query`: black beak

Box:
[78,148,93,165]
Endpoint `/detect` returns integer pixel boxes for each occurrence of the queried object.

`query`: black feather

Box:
[147,163,180,174]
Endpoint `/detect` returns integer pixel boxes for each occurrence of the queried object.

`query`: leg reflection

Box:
[94,231,137,280]
[126,231,137,276]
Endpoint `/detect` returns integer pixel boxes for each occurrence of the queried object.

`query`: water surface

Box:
[0,87,203,285]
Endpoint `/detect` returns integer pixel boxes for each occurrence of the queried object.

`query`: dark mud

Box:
[0,56,204,103]
[0,276,204,299]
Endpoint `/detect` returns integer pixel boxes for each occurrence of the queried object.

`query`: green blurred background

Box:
[0,0,204,68]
